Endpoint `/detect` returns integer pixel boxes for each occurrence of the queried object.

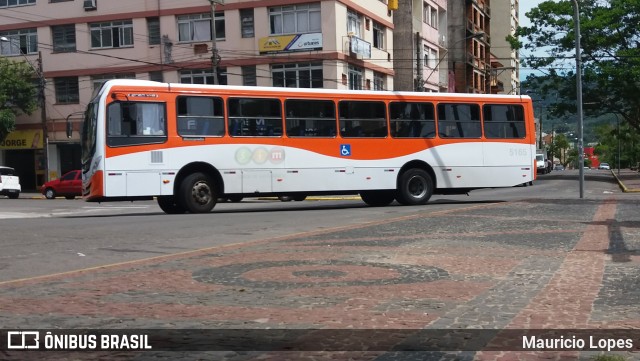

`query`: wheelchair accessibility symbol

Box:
[340,144,351,157]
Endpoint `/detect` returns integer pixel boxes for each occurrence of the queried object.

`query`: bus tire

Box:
[227,195,243,202]
[157,196,186,214]
[293,195,307,201]
[360,190,395,207]
[178,172,217,213]
[396,168,433,205]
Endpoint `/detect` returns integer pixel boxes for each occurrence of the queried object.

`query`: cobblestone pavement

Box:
[1,173,640,360]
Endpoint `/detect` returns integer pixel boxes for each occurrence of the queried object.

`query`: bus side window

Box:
[177,96,225,137]
[228,98,282,137]
[389,101,435,138]
[339,100,386,138]
[285,99,336,138]
[437,103,481,138]
[483,104,525,139]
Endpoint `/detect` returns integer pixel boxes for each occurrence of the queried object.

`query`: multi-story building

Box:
[446,0,491,94]
[392,0,447,92]
[0,0,394,190]
[490,0,520,94]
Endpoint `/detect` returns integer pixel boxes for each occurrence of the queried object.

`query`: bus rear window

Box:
[107,101,167,147]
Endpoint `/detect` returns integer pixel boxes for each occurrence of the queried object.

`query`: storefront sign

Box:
[259,33,323,54]
[0,129,43,149]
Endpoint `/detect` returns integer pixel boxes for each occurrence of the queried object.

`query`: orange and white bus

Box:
[81,79,536,214]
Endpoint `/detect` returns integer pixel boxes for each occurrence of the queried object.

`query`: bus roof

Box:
[101,79,532,102]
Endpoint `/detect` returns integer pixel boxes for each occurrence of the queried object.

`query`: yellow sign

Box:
[0,129,43,149]
[259,35,296,53]
[258,33,323,54]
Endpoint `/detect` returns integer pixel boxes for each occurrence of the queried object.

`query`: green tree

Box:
[0,57,38,142]
[509,0,640,131]
[549,133,571,165]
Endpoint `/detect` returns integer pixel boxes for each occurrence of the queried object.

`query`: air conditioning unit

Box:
[438,35,446,47]
[83,0,97,11]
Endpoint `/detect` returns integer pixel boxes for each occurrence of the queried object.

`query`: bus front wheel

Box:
[360,190,395,207]
[178,172,217,213]
[157,196,186,214]
[396,168,433,205]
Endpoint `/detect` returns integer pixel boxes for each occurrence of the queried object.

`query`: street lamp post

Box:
[423,31,484,91]
[1,36,49,184]
[613,113,621,175]
[572,0,585,198]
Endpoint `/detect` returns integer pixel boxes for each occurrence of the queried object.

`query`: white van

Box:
[0,166,21,199]
[536,154,547,174]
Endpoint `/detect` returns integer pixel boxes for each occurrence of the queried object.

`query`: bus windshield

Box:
[81,100,98,171]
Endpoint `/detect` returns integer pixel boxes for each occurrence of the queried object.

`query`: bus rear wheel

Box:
[157,196,186,214]
[360,190,395,207]
[396,168,433,205]
[178,172,217,213]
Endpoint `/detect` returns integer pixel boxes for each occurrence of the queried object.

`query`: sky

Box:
[518,0,547,80]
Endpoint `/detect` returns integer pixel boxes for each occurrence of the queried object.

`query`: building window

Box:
[90,20,134,49]
[214,11,226,40]
[269,3,321,35]
[423,45,437,68]
[178,13,210,42]
[54,77,79,104]
[180,69,227,85]
[240,8,254,38]
[0,0,35,8]
[0,29,37,55]
[91,74,135,91]
[148,71,163,82]
[147,17,160,45]
[347,10,361,38]
[52,25,76,52]
[373,22,384,50]
[373,72,384,91]
[348,65,363,90]
[272,62,323,88]
[423,3,438,29]
[242,66,257,86]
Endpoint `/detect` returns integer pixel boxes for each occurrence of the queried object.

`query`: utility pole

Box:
[415,32,422,92]
[37,51,48,183]
[209,0,224,85]
[572,0,585,198]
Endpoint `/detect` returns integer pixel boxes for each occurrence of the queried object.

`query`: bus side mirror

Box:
[66,121,73,138]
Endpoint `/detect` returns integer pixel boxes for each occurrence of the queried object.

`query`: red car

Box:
[41,170,82,199]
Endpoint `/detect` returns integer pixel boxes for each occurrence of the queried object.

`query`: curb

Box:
[611,170,640,193]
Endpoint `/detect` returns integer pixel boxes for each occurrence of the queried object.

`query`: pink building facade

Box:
[0,0,394,189]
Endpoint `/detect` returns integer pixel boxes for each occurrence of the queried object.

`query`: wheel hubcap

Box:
[407,176,427,198]
[191,181,212,205]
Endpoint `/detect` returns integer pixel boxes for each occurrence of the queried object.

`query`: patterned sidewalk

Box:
[1,188,640,360]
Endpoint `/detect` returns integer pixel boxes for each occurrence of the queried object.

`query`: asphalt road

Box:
[0,169,619,282]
